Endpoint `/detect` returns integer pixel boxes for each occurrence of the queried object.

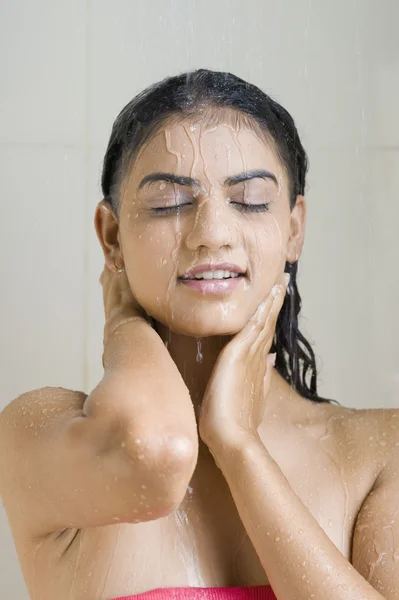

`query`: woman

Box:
[0,69,397,600]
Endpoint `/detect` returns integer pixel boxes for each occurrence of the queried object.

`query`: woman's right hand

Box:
[99,263,151,347]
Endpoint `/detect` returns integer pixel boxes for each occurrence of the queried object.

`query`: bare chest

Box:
[29,425,376,600]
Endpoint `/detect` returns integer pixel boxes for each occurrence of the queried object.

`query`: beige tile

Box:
[367,150,399,408]
[299,145,372,407]
[87,0,378,149]
[0,0,86,144]
[0,145,86,404]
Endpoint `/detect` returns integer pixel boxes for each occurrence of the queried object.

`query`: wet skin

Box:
[1,110,398,599]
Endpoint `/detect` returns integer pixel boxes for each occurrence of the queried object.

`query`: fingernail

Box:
[271,353,277,366]
[256,300,268,315]
[284,273,291,287]
[271,284,280,298]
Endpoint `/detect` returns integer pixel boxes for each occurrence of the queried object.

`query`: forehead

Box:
[128,115,287,191]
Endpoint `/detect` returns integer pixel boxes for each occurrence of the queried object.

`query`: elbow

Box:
[124,428,198,512]
[156,434,199,506]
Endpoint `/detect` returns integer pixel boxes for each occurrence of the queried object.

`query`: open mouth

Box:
[177,270,247,295]
[179,270,246,281]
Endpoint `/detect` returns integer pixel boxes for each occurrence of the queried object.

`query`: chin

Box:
[162,314,244,338]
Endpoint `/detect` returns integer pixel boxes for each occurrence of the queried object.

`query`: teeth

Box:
[192,270,240,280]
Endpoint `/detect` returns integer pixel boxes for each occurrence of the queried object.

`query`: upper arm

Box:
[0,386,187,540]
[351,437,399,600]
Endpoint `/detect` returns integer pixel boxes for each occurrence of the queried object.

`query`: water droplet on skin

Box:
[274,536,280,542]
[196,339,203,363]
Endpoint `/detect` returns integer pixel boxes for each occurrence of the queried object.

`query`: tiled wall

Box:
[1,1,398,597]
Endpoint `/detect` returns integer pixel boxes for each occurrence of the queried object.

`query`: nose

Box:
[185,196,238,252]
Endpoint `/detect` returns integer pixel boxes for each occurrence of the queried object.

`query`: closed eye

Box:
[150,204,192,214]
[231,202,271,213]
[150,202,271,214]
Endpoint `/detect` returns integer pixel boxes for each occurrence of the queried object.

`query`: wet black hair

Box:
[101,68,339,405]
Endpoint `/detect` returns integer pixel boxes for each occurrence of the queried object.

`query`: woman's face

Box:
[116,116,305,337]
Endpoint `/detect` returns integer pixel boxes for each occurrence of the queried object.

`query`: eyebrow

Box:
[137,169,278,191]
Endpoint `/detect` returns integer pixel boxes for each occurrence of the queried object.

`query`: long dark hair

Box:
[101,68,339,405]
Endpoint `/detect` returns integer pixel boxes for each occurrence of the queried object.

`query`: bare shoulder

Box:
[319,402,399,472]
[0,387,87,492]
[0,386,87,432]
[340,403,398,448]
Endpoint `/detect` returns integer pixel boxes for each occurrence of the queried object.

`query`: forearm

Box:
[84,314,198,468]
[212,436,384,600]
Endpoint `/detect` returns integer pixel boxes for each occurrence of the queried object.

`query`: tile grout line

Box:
[83,0,91,394]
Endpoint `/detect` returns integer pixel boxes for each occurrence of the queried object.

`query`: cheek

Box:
[123,228,179,304]
[246,217,288,270]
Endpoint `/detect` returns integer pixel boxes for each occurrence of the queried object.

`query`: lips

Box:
[179,263,247,279]
[178,275,245,295]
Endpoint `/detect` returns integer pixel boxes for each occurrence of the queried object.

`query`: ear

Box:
[94,200,124,271]
[286,195,306,264]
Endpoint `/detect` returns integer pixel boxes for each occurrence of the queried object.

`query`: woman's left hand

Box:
[199,272,288,451]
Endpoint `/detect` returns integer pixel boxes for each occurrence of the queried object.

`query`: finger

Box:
[256,282,287,351]
[230,289,278,352]
[283,271,291,293]
[263,353,276,393]
[224,275,287,358]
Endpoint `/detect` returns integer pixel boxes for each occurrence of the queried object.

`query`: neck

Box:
[153,321,305,512]
[155,321,239,472]
[153,322,299,477]
[155,321,234,419]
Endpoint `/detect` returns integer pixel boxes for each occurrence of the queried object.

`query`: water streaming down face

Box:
[117,109,292,342]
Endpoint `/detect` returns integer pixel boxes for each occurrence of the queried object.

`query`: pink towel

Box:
[113,585,276,600]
